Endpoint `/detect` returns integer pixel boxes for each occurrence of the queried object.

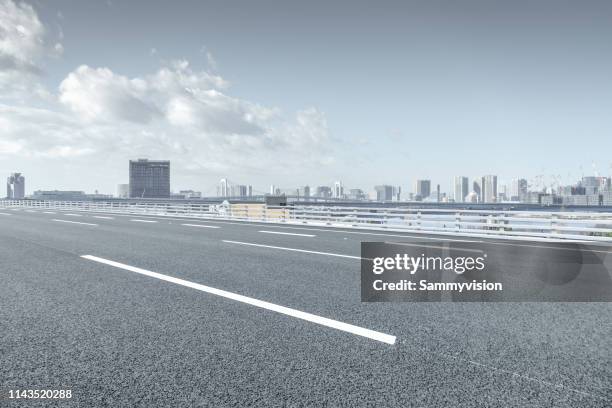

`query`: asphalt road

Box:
[0,208,611,407]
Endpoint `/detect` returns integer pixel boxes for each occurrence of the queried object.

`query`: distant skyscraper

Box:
[6,173,25,199]
[482,175,498,203]
[473,180,481,203]
[129,159,170,198]
[303,185,311,199]
[116,184,129,198]
[374,185,394,201]
[316,186,332,198]
[333,181,344,198]
[510,178,528,201]
[415,180,431,199]
[218,178,230,197]
[454,176,469,203]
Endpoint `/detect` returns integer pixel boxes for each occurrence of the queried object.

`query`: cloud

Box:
[0,1,335,189]
[0,0,63,96]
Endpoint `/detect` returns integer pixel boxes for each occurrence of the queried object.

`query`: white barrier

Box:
[2,200,612,242]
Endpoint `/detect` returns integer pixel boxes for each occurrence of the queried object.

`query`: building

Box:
[510,178,528,201]
[302,186,311,200]
[415,180,431,199]
[482,175,498,203]
[129,159,170,198]
[218,179,230,197]
[316,186,332,198]
[374,185,394,201]
[333,181,344,199]
[454,176,468,203]
[6,173,25,199]
[179,190,202,199]
[116,184,129,198]
[348,188,367,200]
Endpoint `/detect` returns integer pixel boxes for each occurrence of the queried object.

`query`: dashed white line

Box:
[52,219,98,226]
[130,219,158,223]
[25,210,37,213]
[43,211,57,214]
[65,213,82,217]
[93,216,114,219]
[80,255,395,345]
[222,240,361,260]
[181,223,220,229]
[0,212,11,216]
[258,230,316,237]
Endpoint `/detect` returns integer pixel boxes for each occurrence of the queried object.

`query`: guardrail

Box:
[2,199,612,242]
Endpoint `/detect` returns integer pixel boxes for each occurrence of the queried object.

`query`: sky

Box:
[1,0,611,196]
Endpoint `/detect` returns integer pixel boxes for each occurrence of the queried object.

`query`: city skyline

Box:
[1,0,612,194]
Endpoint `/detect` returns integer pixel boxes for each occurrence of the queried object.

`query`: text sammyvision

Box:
[371,253,502,292]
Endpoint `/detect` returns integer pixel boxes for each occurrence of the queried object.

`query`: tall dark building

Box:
[129,159,170,198]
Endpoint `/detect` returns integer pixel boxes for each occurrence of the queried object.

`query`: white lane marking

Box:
[181,223,220,229]
[43,211,57,214]
[81,255,395,345]
[93,215,114,219]
[65,213,82,217]
[130,219,158,223]
[52,219,98,226]
[25,210,37,213]
[0,212,11,216]
[223,240,361,260]
[258,230,316,237]
[10,208,20,211]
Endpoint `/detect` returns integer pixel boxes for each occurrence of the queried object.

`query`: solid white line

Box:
[80,255,395,345]
[0,212,11,216]
[43,211,57,214]
[65,213,82,217]
[52,219,98,226]
[223,240,361,260]
[258,230,316,237]
[93,215,114,219]
[181,223,220,229]
[130,219,158,223]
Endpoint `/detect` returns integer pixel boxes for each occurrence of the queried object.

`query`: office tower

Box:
[374,185,394,201]
[116,184,129,198]
[415,180,431,199]
[333,181,344,198]
[248,185,253,197]
[303,185,310,199]
[218,179,229,197]
[510,178,528,201]
[473,180,481,203]
[482,175,498,203]
[6,173,25,199]
[269,185,277,195]
[436,184,440,202]
[396,186,401,201]
[128,159,170,198]
[454,176,469,203]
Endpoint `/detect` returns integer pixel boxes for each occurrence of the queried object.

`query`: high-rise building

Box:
[482,175,498,203]
[218,178,229,197]
[415,180,431,199]
[303,185,311,199]
[374,185,394,201]
[129,159,170,198]
[316,186,332,198]
[472,180,481,203]
[510,178,528,201]
[116,184,129,198]
[454,176,469,203]
[333,181,344,198]
[6,173,25,199]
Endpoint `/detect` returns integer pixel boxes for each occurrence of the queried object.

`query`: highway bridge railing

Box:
[2,200,612,242]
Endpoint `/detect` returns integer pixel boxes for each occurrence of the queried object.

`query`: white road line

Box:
[130,219,158,223]
[25,210,37,213]
[43,211,57,214]
[80,255,395,345]
[93,215,114,219]
[0,212,11,216]
[52,219,98,226]
[10,208,20,211]
[258,230,316,237]
[181,223,220,229]
[223,240,361,260]
[65,213,82,217]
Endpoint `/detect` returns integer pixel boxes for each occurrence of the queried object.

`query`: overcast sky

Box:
[1,0,611,195]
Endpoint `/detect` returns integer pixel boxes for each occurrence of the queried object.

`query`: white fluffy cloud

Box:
[0,0,62,97]
[0,1,335,191]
